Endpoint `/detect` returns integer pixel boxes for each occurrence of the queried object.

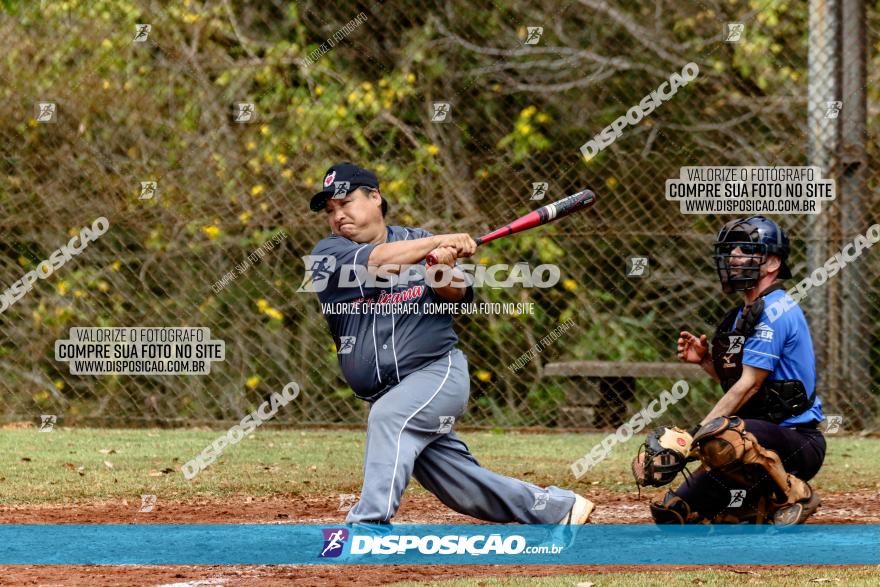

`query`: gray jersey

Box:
[311,225,473,401]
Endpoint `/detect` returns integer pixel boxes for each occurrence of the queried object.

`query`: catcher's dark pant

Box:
[672,419,826,520]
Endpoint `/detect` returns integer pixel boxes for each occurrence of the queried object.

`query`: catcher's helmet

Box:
[713,216,791,293]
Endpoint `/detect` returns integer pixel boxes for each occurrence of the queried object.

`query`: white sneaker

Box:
[558,494,595,524]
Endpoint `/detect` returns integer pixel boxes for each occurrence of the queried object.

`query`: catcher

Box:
[632,216,826,525]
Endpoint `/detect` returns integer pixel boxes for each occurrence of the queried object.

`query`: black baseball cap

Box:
[310,162,387,215]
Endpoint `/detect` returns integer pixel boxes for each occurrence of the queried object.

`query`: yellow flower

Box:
[315,85,324,96]
[336,106,348,117]
[361,82,373,91]
[260,124,270,136]
[96,280,110,292]
[256,299,269,311]
[123,79,133,91]
[264,307,283,321]
[426,144,439,156]
[182,12,200,23]
[202,225,221,240]
[479,257,490,265]
[250,184,265,196]
[54,380,65,391]
[515,122,532,135]
[281,169,293,179]
[56,281,69,296]
[102,80,111,90]
[111,260,121,271]
[520,105,537,119]
[478,169,490,179]
[347,91,359,105]
[405,73,416,84]
[378,79,389,88]
[17,256,28,267]
[101,39,112,49]
[259,202,269,212]
[536,113,549,123]
[276,153,288,164]
[475,370,492,382]
[245,376,261,389]
[246,141,257,151]
[563,278,578,291]
[74,289,85,298]
[239,211,252,223]
[606,176,619,189]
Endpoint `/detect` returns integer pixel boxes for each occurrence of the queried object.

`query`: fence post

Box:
[838,0,870,428]
[807,0,839,410]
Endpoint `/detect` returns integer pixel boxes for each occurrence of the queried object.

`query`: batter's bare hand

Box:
[677,331,709,364]
[426,246,457,267]
[435,234,477,257]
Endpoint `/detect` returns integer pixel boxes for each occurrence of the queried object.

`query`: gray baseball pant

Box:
[345,348,577,524]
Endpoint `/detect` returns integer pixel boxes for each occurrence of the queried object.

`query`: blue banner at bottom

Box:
[1,524,878,565]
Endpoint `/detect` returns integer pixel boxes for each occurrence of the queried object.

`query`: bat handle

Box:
[425,237,482,267]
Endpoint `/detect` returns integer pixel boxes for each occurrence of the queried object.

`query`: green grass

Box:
[390,567,880,587]
[0,428,876,505]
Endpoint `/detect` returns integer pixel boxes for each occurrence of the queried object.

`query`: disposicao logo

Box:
[319,528,349,558]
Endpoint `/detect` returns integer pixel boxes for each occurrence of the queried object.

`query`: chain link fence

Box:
[0,0,878,431]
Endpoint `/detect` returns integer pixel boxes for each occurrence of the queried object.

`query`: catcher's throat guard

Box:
[632,426,695,488]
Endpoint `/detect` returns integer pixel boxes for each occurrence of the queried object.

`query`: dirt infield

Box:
[3,489,879,586]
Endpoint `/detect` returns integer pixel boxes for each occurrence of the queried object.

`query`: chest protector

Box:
[710,283,814,424]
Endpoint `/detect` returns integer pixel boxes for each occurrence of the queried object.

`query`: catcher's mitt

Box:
[632,426,695,488]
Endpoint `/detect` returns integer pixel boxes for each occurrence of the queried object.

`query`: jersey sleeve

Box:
[406,227,433,240]
[741,307,787,372]
[310,235,379,302]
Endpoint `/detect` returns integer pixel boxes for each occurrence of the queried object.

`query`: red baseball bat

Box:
[425,188,597,266]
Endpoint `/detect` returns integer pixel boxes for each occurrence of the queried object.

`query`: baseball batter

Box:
[634,216,826,525]
[308,162,594,525]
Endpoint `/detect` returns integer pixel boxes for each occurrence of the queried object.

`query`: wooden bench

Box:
[541,361,710,428]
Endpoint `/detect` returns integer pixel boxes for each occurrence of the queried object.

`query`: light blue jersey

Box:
[737,289,824,427]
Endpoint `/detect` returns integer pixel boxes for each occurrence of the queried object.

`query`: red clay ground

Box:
[2,489,878,586]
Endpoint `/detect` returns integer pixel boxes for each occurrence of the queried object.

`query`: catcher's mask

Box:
[713,216,791,294]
